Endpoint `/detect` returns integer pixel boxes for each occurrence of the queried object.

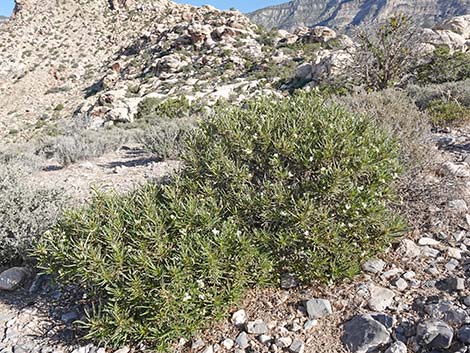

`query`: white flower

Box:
[212,228,220,235]
[236,230,242,236]
[196,279,205,288]
[183,293,191,302]
[288,171,294,178]
[198,294,206,300]
[309,156,314,162]
[280,211,287,216]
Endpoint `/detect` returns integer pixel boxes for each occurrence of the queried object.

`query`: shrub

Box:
[334,89,430,174]
[137,118,195,160]
[348,15,420,90]
[43,129,129,166]
[134,96,200,123]
[417,47,470,84]
[407,79,470,109]
[426,99,470,126]
[36,93,403,350]
[0,163,65,266]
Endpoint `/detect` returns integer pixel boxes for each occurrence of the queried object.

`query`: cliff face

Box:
[248,0,470,31]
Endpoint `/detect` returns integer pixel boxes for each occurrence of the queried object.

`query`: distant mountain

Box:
[248,0,470,31]
[0,16,8,23]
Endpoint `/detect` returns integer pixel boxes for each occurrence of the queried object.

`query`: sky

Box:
[0,0,286,16]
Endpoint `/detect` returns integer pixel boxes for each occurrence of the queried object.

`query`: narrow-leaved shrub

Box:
[36,93,403,350]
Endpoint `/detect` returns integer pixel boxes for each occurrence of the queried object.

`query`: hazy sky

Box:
[0,0,285,16]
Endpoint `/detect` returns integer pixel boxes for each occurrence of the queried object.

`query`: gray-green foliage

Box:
[36,93,403,350]
[0,163,65,265]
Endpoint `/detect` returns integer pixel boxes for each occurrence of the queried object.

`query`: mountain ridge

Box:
[248,0,470,31]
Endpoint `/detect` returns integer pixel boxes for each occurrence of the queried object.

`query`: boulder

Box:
[301,26,337,43]
[421,28,467,53]
[442,15,470,39]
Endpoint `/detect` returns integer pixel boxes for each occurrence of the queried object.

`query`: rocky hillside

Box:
[0,0,285,140]
[248,0,470,31]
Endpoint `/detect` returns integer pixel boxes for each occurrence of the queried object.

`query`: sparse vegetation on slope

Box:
[36,92,403,349]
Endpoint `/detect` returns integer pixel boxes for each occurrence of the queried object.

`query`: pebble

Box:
[231,310,247,326]
[381,268,402,280]
[422,247,440,258]
[288,339,305,353]
[449,199,468,213]
[202,345,214,353]
[398,239,421,258]
[458,325,470,344]
[246,320,268,335]
[418,237,440,246]
[394,278,408,291]
[275,337,292,348]
[221,339,234,350]
[258,335,272,345]
[303,319,318,330]
[448,247,462,259]
[368,285,395,311]
[235,332,249,349]
[192,339,205,350]
[362,259,386,274]
[305,299,332,319]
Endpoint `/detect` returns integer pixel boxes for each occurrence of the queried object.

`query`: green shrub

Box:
[36,93,403,350]
[0,163,65,266]
[417,47,470,84]
[135,96,200,123]
[137,118,195,160]
[407,79,470,109]
[426,99,470,125]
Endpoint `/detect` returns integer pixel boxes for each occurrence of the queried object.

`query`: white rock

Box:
[385,341,407,353]
[448,247,462,259]
[368,285,395,311]
[221,338,234,350]
[418,237,439,246]
[362,259,386,274]
[231,309,247,326]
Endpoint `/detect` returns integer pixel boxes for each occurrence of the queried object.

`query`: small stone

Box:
[402,271,415,280]
[416,320,453,349]
[258,335,272,345]
[448,247,462,259]
[445,259,459,271]
[463,296,470,307]
[447,277,465,291]
[394,278,408,291]
[274,337,292,348]
[385,341,407,353]
[398,239,421,258]
[0,267,28,291]
[458,325,470,343]
[288,322,302,332]
[305,298,332,319]
[425,302,469,325]
[342,314,390,353]
[362,259,386,274]
[232,309,247,326]
[192,339,205,350]
[303,319,318,330]
[380,268,402,280]
[246,320,268,335]
[449,199,468,213]
[368,285,395,311]
[235,332,249,349]
[221,338,234,350]
[418,237,440,246]
[289,339,305,353]
[422,246,440,258]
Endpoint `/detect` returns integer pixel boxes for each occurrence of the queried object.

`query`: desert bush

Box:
[348,14,419,90]
[0,163,65,266]
[42,129,130,166]
[137,118,195,160]
[334,89,430,173]
[36,93,403,349]
[417,47,470,84]
[134,96,201,123]
[407,79,470,109]
[426,99,470,125]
